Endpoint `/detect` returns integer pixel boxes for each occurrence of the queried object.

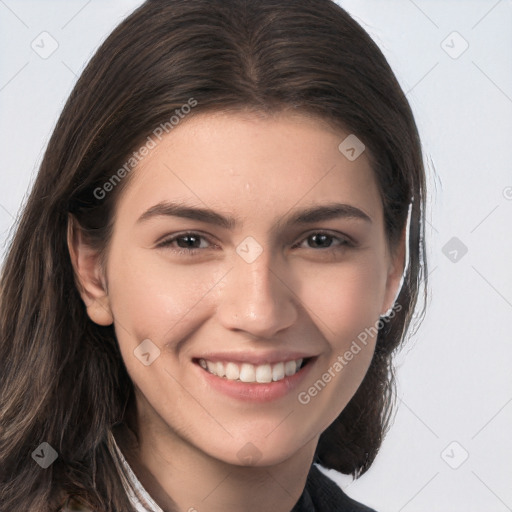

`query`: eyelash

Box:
[156,231,355,256]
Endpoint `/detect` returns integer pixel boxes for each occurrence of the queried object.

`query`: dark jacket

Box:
[291,464,377,512]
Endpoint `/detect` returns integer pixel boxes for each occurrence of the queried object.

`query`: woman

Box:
[0,0,428,510]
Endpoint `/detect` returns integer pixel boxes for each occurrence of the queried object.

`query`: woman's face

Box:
[75,110,405,466]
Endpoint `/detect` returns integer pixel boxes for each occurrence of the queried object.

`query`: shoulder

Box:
[305,464,378,512]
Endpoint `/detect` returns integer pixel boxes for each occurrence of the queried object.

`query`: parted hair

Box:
[0,0,428,510]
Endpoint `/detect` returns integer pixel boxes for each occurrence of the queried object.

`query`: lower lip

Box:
[194,358,316,403]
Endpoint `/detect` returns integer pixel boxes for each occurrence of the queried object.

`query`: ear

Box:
[67,214,114,326]
[380,223,407,317]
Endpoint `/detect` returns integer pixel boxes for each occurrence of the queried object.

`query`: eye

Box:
[156,230,355,257]
[156,232,214,255]
[294,232,354,251]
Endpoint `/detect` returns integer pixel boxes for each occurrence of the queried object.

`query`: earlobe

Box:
[67,214,114,326]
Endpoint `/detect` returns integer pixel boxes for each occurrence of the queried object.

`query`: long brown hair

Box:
[0,0,428,510]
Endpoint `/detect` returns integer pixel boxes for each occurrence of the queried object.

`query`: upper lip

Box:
[193,350,318,366]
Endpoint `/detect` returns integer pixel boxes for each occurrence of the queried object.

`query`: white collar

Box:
[110,430,164,512]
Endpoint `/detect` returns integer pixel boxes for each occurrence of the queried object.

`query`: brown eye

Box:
[156,232,213,255]
[308,233,335,249]
[174,234,202,249]
[296,232,354,251]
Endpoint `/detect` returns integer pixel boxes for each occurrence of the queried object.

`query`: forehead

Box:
[116,110,383,227]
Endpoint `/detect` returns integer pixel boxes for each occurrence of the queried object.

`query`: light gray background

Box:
[1,1,511,511]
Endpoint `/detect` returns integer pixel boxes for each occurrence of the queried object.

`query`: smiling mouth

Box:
[193,357,313,383]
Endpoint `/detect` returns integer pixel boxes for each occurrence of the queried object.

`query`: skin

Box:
[68,110,406,512]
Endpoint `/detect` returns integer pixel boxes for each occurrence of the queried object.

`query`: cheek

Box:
[297,257,385,404]
[300,256,387,344]
[107,250,218,348]
[293,261,386,425]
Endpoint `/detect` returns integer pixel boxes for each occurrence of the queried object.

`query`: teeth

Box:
[284,360,296,376]
[225,362,239,380]
[215,361,225,377]
[198,357,305,383]
[272,362,285,381]
[256,364,272,383]
[240,363,255,382]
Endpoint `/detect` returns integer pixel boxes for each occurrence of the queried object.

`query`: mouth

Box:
[193,357,313,383]
[192,356,317,402]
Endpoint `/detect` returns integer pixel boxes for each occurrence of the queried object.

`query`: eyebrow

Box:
[136,200,372,229]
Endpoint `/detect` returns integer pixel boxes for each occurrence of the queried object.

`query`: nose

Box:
[216,248,298,339]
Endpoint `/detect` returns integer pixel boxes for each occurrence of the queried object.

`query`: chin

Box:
[206,434,312,469]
